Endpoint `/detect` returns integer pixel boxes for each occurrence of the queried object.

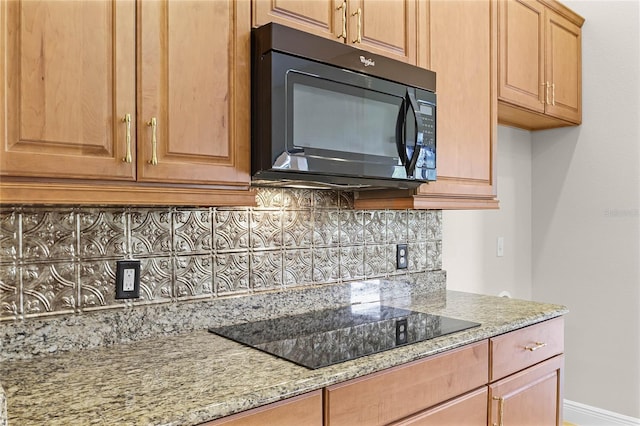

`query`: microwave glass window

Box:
[289,74,402,158]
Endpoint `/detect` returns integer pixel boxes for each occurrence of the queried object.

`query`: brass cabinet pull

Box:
[492,396,505,426]
[352,7,362,44]
[551,83,556,106]
[337,1,347,40]
[147,117,158,165]
[545,82,550,105]
[524,341,547,351]
[540,83,546,104]
[121,113,132,163]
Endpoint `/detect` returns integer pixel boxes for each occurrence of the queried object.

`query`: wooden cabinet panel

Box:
[203,390,322,426]
[0,0,136,180]
[490,317,564,381]
[324,340,488,426]
[252,0,338,40]
[389,387,488,426]
[138,0,250,185]
[252,0,418,65]
[497,0,583,130]
[489,355,564,426]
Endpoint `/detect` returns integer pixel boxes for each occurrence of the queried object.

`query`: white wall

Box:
[532,0,640,418]
[443,126,533,300]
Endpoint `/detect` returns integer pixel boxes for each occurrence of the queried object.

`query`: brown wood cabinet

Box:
[497,0,584,130]
[0,0,255,206]
[355,0,499,210]
[202,390,323,426]
[252,0,419,65]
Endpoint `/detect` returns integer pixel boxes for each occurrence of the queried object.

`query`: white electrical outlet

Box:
[497,237,504,257]
[123,269,136,291]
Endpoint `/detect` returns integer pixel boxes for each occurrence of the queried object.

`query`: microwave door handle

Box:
[405,90,422,176]
[395,99,407,163]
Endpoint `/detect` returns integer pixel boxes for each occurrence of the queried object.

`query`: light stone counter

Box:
[0,282,567,425]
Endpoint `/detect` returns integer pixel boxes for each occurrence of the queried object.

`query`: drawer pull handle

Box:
[492,396,505,426]
[147,117,158,165]
[337,1,347,40]
[121,113,132,163]
[524,341,547,351]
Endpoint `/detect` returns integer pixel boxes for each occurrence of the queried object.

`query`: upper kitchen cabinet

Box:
[356,0,499,210]
[497,0,584,130]
[252,0,418,65]
[0,0,255,206]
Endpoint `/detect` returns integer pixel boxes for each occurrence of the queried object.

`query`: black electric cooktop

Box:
[208,303,480,369]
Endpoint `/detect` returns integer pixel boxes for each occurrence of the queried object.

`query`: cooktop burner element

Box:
[208,303,480,369]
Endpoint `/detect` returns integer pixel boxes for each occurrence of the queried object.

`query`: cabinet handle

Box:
[524,341,547,351]
[337,1,347,40]
[551,83,556,106]
[545,82,550,105]
[492,396,505,426]
[121,113,132,163]
[352,7,362,44]
[147,117,158,165]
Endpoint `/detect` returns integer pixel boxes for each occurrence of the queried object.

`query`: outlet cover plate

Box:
[396,244,408,269]
[115,260,141,299]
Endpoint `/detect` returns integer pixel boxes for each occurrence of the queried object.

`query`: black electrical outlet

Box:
[395,318,408,346]
[396,244,408,269]
[115,260,141,299]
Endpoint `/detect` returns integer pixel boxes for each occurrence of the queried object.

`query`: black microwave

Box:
[251,23,437,190]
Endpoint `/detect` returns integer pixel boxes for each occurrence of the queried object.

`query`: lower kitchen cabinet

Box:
[489,355,564,426]
[202,390,323,426]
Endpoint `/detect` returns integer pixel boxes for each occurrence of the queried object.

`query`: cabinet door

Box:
[417,0,497,203]
[0,0,136,180]
[252,0,338,40]
[489,355,564,426]
[498,0,545,112]
[545,8,581,123]
[138,0,250,186]
[389,387,488,426]
[348,0,417,64]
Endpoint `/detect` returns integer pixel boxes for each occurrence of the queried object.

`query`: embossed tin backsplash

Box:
[0,188,442,321]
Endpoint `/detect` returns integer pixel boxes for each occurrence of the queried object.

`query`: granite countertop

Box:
[0,289,567,426]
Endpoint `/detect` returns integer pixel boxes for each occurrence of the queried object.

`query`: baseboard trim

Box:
[564,400,640,425]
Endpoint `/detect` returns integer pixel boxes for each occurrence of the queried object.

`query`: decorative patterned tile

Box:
[282,210,313,249]
[312,210,340,247]
[255,188,283,209]
[22,209,76,261]
[251,250,282,290]
[250,210,282,250]
[385,210,407,244]
[137,257,173,302]
[283,249,313,287]
[407,210,428,242]
[174,255,213,299]
[338,192,355,209]
[22,262,76,316]
[364,245,390,278]
[281,189,313,210]
[339,246,365,281]
[314,191,340,209]
[0,208,19,263]
[363,211,386,245]
[173,209,212,254]
[79,209,127,260]
[312,247,340,283]
[408,242,428,272]
[427,210,442,241]
[79,259,125,310]
[338,211,363,245]
[214,209,249,251]
[215,252,250,295]
[130,209,172,257]
[427,241,442,270]
[0,264,20,320]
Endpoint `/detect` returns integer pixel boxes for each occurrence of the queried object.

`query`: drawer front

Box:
[390,387,488,426]
[324,340,489,426]
[490,317,564,381]
[203,390,322,426]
